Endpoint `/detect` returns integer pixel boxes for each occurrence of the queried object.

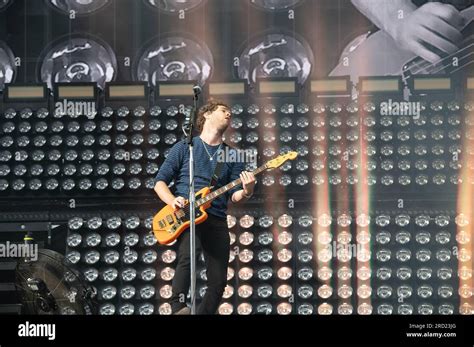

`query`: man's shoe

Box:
[174,306,191,315]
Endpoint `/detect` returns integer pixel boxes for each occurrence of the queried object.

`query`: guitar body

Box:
[152,187,212,245]
[330,31,416,82]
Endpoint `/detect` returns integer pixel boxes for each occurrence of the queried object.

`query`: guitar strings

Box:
[450,54,474,73]
[406,41,474,76]
[422,43,474,74]
[406,44,469,75]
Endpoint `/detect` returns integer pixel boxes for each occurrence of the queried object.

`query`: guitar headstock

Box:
[266,151,298,170]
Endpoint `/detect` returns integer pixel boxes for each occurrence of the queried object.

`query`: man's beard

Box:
[217,122,229,134]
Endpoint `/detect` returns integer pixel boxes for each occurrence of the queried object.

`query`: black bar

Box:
[0,315,473,345]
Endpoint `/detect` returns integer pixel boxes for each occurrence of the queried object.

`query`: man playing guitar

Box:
[154,101,256,314]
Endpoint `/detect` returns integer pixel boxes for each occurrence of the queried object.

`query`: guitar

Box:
[330,6,474,84]
[152,151,298,245]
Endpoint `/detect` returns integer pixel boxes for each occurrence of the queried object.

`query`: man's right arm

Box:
[351,0,464,63]
[154,181,187,209]
[154,181,177,206]
[153,141,186,209]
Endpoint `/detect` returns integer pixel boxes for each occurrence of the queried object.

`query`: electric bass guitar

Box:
[330,6,474,84]
[152,151,298,245]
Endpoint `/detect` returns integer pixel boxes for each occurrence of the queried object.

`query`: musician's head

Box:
[197,100,231,134]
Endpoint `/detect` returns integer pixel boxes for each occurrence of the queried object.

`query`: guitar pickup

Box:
[166,215,174,224]
[158,220,165,229]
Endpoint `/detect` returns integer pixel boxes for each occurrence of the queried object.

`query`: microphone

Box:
[193,85,202,97]
[184,85,201,139]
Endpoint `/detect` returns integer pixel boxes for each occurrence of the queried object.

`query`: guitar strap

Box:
[209,143,227,189]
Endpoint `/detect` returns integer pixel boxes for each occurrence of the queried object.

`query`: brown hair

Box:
[196,100,230,133]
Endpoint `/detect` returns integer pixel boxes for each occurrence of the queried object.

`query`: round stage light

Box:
[139,285,155,300]
[83,268,98,282]
[277,302,292,315]
[119,303,135,315]
[85,233,101,247]
[120,285,136,300]
[257,249,272,263]
[99,303,115,315]
[250,0,302,11]
[101,268,118,282]
[158,303,172,315]
[65,250,81,264]
[257,284,272,299]
[237,32,313,85]
[237,303,252,315]
[138,303,154,315]
[297,285,313,299]
[297,267,313,281]
[103,250,120,265]
[142,249,158,264]
[298,304,313,315]
[29,178,43,191]
[0,41,16,91]
[239,231,254,246]
[39,35,117,90]
[67,233,82,247]
[84,250,100,265]
[257,267,273,281]
[105,232,120,247]
[122,249,138,264]
[135,35,213,86]
[278,231,292,245]
[48,0,109,14]
[238,267,253,281]
[68,217,84,230]
[124,232,139,247]
[100,285,117,300]
[145,0,204,13]
[218,303,233,315]
[121,268,137,282]
[256,302,272,315]
[257,231,273,246]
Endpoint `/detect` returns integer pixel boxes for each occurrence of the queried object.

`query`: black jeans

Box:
[170,213,230,314]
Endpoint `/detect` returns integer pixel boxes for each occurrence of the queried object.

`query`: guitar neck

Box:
[195,163,268,207]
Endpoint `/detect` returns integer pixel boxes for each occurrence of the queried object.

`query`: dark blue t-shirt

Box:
[154,137,245,219]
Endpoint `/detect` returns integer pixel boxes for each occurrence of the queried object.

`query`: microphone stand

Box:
[184,86,200,315]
